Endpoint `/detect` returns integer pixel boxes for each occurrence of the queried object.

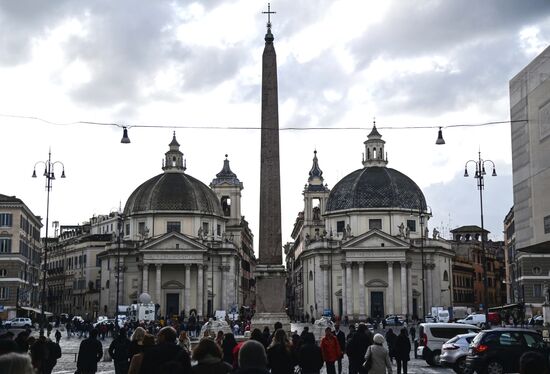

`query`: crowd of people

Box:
[0,319,549,374]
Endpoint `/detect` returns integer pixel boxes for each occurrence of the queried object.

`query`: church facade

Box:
[285,125,454,321]
[98,134,255,319]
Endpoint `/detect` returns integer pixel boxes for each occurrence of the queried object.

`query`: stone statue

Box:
[222,231,227,242]
[405,226,410,238]
[346,224,352,237]
[398,223,405,237]
[197,227,203,239]
[432,228,440,240]
[322,229,328,238]
[425,226,429,239]
[312,206,321,221]
[305,233,311,244]
[229,232,234,242]
[314,230,320,241]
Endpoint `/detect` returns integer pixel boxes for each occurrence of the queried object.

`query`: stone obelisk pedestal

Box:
[252,265,290,333]
[251,13,290,334]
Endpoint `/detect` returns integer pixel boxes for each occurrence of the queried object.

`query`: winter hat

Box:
[239,340,267,370]
[373,333,385,345]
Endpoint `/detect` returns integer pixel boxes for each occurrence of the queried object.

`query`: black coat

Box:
[267,344,294,374]
[335,330,346,355]
[77,337,103,373]
[298,343,324,374]
[109,336,131,362]
[346,332,371,369]
[394,333,411,361]
[140,342,191,374]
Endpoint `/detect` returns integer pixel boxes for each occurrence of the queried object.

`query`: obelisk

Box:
[252,3,290,332]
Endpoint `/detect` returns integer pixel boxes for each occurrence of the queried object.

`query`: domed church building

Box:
[99,133,255,319]
[285,124,453,321]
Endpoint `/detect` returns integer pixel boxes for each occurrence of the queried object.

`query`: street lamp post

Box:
[464,151,497,325]
[115,214,123,330]
[419,212,427,320]
[32,149,66,335]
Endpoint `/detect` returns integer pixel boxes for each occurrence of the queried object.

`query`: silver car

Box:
[440,333,478,374]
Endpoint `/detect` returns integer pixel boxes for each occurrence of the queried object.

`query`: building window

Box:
[336,221,345,233]
[202,222,209,235]
[125,223,130,236]
[106,280,110,289]
[0,287,8,300]
[138,222,146,235]
[443,270,449,282]
[309,271,313,281]
[166,221,181,233]
[221,196,231,217]
[217,224,221,236]
[0,238,11,253]
[0,269,6,277]
[369,219,382,230]
[406,220,416,232]
[545,215,550,234]
[0,213,12,227]
[534,284,543,298]
[533,266,542,275]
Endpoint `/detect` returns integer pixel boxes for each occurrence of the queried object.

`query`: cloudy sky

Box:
[1,1,550,252]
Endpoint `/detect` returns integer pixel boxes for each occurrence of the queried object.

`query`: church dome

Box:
[123,133,223,216]
[123,173,223,215]
[326,167,426,212]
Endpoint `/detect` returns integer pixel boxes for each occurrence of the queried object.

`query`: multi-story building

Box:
[503,207,518,304]
[509,45,550,316]
[450,226,506,311]
[0,194,42,320]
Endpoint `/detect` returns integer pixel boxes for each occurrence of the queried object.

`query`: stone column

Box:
[407,262,413,317]
[387,261,394,315]
[426,263,433,311]
[358,262,365,318]
[155,264,162,310]
[197,265,204,317]
[184,264,191,313]
[341,263,347,317]
[142,264,149,294]
[321,264,330,311]
[219,263,226,311]
[346,262,353,317]
[400,262,407,315]
[202,265,208,316]
[228,257,236,308]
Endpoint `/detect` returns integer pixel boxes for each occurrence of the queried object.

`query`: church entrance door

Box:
[166,293,180,317]
[370,291,384,319]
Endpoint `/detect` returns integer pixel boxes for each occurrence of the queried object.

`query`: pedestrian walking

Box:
[266,329,294,374]
[127,334,155,374]
[394,329,411,374]
[320,327,342,374]
[236,339,269,374]
[385,328,397,363]
[109,328,131,374]
[364,334,392,374]
[139,326,191,374]
[334,323,346,374]
[298,332,323,374]
[128,326,146,359]
[0,352,35,374]
[222,333,237,366]
[178,331,191,353]
[30,336,62,374]
[191,338,233,374]
[346,323,372,374]
[76,329,103,374]
[54,330,61,344]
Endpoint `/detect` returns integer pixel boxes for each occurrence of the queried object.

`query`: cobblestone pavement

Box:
[4,324,455,374]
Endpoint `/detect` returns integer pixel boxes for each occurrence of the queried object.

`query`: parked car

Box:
[437,310,450,323]
[424,315,437,323]
[4,318,32,329]
[440,333,478,374]
[417,323,481,366]
[385,315,405,326]
[465,328,550,374]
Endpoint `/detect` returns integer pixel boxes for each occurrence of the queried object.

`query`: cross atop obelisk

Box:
[262,3,276,28]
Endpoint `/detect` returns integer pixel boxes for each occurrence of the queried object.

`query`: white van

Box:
[437,310,450,323]
[456,313,485,326]
[417,323,480,366]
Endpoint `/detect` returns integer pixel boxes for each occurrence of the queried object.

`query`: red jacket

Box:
[320,334,342,363]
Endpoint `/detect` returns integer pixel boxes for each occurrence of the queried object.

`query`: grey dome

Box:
[124,172,223,216]
[326,167,426,212]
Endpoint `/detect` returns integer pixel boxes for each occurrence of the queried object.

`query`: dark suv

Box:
[465,328,549,374]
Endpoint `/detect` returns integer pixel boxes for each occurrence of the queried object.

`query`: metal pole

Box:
[41,151,52,335]
[115,215,121,330]
[420,212,426,321]
[477,153,490,325]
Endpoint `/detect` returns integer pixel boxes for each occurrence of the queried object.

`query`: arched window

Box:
[106,280,110,289]
[309,270,313,281]
[443,270,449,282]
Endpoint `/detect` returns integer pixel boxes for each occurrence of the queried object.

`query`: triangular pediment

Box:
[141,231,208,252]
[342,229,410,249]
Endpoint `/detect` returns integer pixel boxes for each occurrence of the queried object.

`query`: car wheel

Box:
[454,357,466,374]
[426,350,441,366]
[486,361,504,374]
